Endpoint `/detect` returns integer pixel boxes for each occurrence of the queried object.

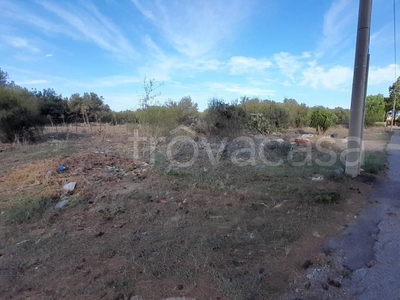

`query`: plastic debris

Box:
[311,174,324,181]
[55,199,69,209]
[63,182,76,191]
[58,165,67,172]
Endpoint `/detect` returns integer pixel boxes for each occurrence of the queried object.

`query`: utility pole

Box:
[345,0,372,177]
[391,0,397,132]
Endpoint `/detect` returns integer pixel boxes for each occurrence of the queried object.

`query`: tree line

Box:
[0,67,398,143]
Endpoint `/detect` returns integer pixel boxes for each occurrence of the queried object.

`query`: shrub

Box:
[248,113,271,133]
[135,105,181,135]
[241,98,290,131]
[165,96,199,125]
[205,98,248,136]
[7,197,51,223]
[308,107,337,135]
[0,87,44,142]
[332,107,350,127]
[283,98,309,128]
[365,94,385,126]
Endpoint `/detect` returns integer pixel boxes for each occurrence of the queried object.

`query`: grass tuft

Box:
[362,151,386,174]
[6,196,51,223]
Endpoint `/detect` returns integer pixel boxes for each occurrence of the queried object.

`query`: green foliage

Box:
[241,98,290,131]
[68,92,109,124]
[332,107,350,127]
[6,196,50,223]
[205,98,248,136]
[0,86,44,142]
[135,105,181,134]
[315,191,341,204]
[248,113,271,133]
[0,68,8,87]
[115,110,137,124]
[362,152,386,174]
[308,107,337,134]
[165,96,199,125]
[365,94,385,126]
[283,98,309,127]
[33,88,70,125]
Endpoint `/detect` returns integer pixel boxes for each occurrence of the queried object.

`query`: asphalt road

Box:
[329,129,400,299]
[282,129,400,300]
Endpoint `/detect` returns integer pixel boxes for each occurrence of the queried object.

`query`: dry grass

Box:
[0,126,391,299]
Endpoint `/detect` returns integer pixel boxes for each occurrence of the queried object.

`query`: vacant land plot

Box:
[0,126,392,299]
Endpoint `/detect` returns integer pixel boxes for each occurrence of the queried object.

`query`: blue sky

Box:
[0,0,398,111]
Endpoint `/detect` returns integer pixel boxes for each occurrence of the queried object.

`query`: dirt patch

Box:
[0,126,390,299]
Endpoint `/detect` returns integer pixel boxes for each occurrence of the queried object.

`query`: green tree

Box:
[332,107,350,127]
[69,93,89,125]
[386,77,400,122]
[283,98,309,128]
[240,98,290,131]
[365,94,385,126]
[308,107,337,135]
[0,86,43,142]
[33,88,70,126]
[166,96,199,124]
[205,98,248,136]
[0,68,9,87]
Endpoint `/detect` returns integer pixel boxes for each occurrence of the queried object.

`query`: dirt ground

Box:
[0,125,392,300]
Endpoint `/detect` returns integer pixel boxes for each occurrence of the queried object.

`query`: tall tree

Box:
[0,68,9,87]
[365,94,385,126]
[388,77,400,113]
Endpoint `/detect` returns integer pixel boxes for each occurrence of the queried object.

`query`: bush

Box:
[205,98,248,136]
[308,107,337,134]
[365,94,385,126]
[248,113,272,133]
[241,98,290,131]
[332,107,350,127]
[165,96,199,125]
[7,196,50,223]
[0,87,44,142]
[135,105,181,135]
[283,98,309,128]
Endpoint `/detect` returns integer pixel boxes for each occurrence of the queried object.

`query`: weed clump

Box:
[6,196,51,223]
[315,191,341,204]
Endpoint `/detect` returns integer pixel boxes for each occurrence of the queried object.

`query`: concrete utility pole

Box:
[346,0,372,177]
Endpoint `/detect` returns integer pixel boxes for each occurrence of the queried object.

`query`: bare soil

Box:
[0,125,391,300]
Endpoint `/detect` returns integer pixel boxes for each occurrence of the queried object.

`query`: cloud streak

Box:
[132,0,255,58]
[0,0,137,61]
[0,35,41,53]
[318,0,357,56]
[37,0,137,60]
[228,56,273,75]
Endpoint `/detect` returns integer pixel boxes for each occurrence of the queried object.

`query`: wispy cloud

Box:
[132,0,255,58]
[368,64,398,85]
[301,61,353,90]
[37,0,137,60]
[273,52,311,83]
[206,82,275,98]
[0,0,81,40]
[45,53,53,57]
[318,0,357,56]
[0,0,137,61]
[0,35,41,53]
[228,56,273,75]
